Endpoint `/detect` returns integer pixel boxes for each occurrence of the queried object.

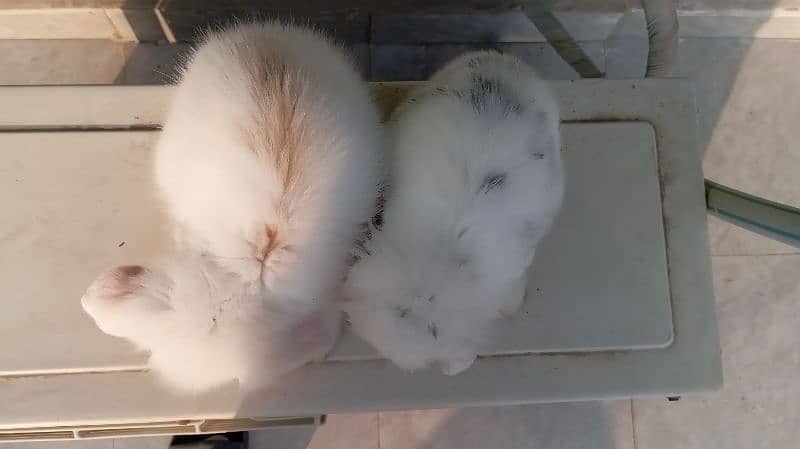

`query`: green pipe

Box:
[705,180,800,248]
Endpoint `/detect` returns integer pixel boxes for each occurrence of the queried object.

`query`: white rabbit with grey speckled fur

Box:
[81,22,383,391]
[343,51,564,375]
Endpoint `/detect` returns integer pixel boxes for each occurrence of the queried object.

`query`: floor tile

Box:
[553,0,630,12]
[156,9,370,44]
[501,41,605,79]
[0,9,118,40]
[248,426,315,449]
[633,255,800,449]
[0,39,131,84]
[371,11,547,44]
[249,414,378,449]
[111,436,171,449]
[0,440,112,449]
[679,13,800,39]
[679,0,800,10]
[106,9,167,42]
[0,39,363,85]
[604,38,647,79]
[117,42,191,84]
[380,402,634,449]
[370,41,604,81]
[370,10,622,45]
[370,43,488,81]
[677,38,800,255]
[307,414,378,449]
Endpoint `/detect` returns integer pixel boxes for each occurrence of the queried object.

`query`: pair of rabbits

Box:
[81,22,564,392]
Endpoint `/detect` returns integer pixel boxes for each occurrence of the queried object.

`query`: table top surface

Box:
[0,80,720,432]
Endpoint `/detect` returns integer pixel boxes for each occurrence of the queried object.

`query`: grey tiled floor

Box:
[378,402,635,449]
[682,38,800,256]
[2,5,800,449]
[634,255,800,449]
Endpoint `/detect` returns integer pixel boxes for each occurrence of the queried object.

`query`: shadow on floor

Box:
[385,402,630,449]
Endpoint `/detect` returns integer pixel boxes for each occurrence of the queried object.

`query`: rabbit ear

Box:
[81,265,171,339]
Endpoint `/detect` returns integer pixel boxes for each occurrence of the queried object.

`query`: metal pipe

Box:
[520,1,603,79]
[642,0,679,77]
[705,180,800,248]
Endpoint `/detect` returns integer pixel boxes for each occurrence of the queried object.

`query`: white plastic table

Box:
[0,80,721,441]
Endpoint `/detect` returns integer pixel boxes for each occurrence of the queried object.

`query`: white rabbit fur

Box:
[81,22,383,391]
[342,51,564,375]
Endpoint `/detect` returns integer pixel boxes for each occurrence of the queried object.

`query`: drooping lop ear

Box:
[81,265,171,339]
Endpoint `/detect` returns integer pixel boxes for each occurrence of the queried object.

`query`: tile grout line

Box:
[630,399,638,449]
[712,252,800,257]
[376,412,382,449]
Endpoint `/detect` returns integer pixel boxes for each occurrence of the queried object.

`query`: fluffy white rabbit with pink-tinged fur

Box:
[343,51,564,376]
[81,22,383,391]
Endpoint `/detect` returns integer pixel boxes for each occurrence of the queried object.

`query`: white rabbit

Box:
[342,51,564,376]
[81,22,383,391]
